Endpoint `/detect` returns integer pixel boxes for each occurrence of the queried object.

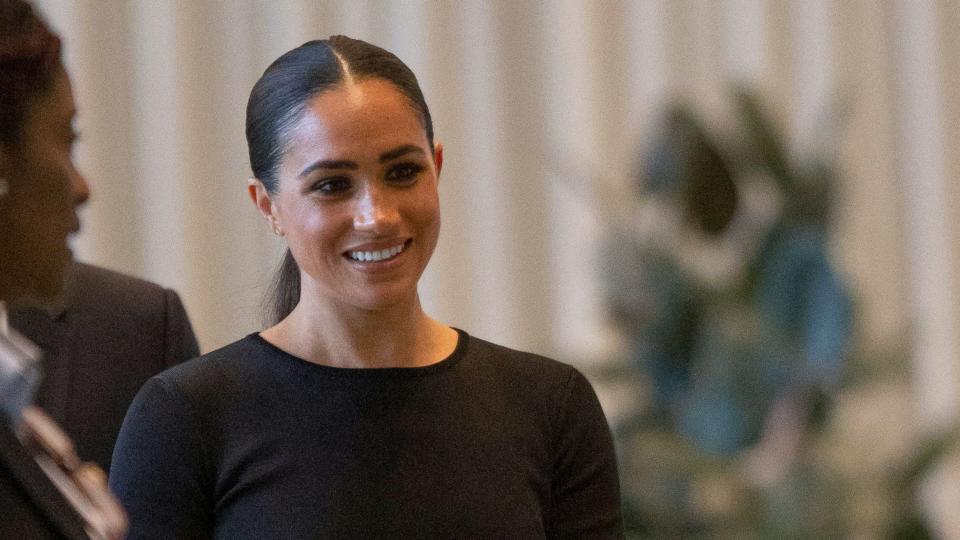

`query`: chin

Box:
[26,257,71,301]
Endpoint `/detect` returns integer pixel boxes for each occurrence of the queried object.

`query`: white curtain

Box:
[36,0,959,446]
[30,0,960,534]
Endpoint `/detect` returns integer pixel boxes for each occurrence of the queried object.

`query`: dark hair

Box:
[0,0,62,147]
[246,35,435,325]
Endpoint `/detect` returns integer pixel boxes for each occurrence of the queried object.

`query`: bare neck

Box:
[260,291,457,369]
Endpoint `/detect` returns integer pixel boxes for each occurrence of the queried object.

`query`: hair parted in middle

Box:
[246,35,434,193]
[245,35,436,324]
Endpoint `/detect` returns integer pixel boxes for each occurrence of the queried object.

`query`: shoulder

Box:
[463,332,577,378]
[457,333,618,493]
[458,331,591,407]
[74,262,167,297]
[122,336,271,434]
[70,262,198,357]
[71,262,184,319]
[155,334,272,399]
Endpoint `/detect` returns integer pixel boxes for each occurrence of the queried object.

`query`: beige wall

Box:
[35,0,959,428]
[29,0,960,535]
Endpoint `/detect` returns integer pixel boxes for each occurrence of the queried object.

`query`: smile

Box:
[346,241,408,263]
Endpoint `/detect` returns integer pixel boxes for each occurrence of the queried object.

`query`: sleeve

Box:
[545,369,624,539]
[162,289,201,367]
[109,376,213,539]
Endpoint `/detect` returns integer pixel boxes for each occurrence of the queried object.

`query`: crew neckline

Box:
[248,328,469,378]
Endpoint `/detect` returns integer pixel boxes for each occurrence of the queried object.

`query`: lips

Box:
[345,239,410,263]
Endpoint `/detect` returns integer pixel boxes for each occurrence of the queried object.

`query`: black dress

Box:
[110,329,623,539]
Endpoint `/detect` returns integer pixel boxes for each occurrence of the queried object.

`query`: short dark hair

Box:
[0,0,62,147]
[245,35,435,324]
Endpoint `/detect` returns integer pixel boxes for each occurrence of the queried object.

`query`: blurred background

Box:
[33,0,960,537]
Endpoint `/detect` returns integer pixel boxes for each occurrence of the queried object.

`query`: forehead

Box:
[288,79,427,157]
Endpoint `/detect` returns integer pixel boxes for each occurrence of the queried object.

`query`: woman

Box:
[111,36,622,539]
[0,1,125,538]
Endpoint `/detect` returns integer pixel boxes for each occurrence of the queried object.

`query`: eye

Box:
[310,176,352,195]
[385,162,424,184]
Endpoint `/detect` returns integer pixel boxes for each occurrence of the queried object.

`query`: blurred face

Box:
[0,67,89,303]
[251,79,442,313]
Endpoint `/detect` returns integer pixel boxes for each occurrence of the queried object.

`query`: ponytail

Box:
[265,249,300,325]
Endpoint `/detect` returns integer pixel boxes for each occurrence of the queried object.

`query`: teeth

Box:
[348,242,405,262]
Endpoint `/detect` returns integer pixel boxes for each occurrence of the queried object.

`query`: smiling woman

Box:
[254,77,444,329]
[109,36,623,539]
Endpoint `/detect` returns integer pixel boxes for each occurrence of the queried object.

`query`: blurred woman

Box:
[0,0,125,537]
[111,36,622,538]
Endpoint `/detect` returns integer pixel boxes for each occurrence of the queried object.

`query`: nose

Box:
[353,182,398,233]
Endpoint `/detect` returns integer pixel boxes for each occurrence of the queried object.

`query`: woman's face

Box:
[253,78,442,313]
[0,67,88,303]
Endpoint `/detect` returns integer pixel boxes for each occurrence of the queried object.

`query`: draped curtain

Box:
[36,0,959,506]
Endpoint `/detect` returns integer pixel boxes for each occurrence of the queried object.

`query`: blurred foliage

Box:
[600,89,957,538]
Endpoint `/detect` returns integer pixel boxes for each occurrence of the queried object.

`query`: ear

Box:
[433,142,443,180]
[248,178,283,236]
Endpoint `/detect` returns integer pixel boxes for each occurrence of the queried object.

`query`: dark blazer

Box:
[10,262,200,472]
[0,421,90,539]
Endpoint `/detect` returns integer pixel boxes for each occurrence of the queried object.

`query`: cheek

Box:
[281,202,345,259]
[28,151,74,209]
[408,194,441,263]
[413,189,441,233]
[11,167,71,231]
[423,203,440,236]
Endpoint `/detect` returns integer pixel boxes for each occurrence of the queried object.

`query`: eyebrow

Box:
[379,144,424,163]
[297,144,426,179]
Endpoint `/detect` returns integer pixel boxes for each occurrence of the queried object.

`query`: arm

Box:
[545,369,624,539]
[109,376,213,539]
[163,289,200,367]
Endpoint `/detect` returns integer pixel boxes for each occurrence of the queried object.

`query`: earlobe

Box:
[434,142,444,179]
[248,178,284,236]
